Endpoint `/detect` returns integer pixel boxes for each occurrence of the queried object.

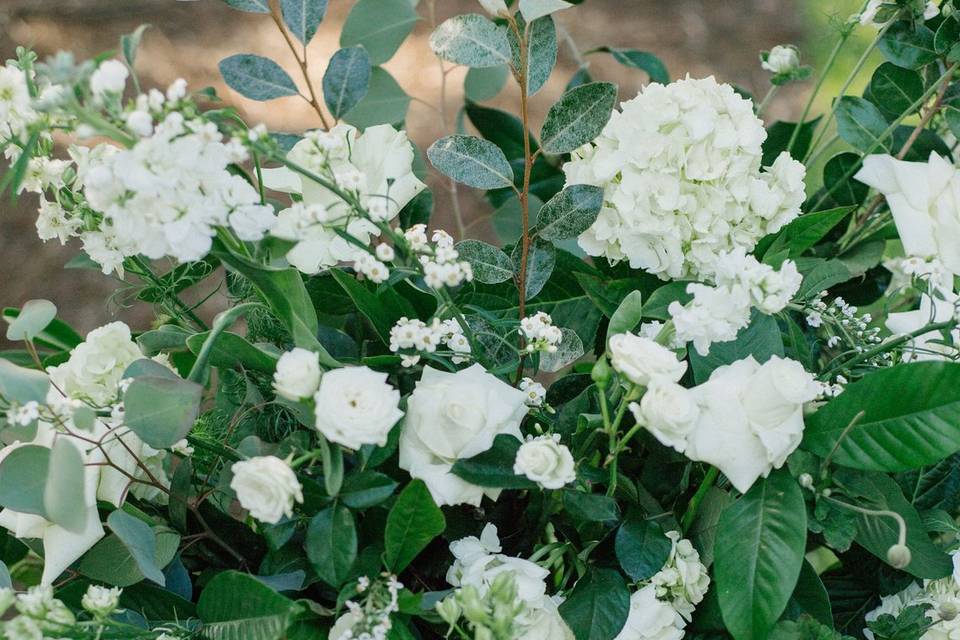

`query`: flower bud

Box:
[798,473,814,489]
[761,45,800,75]
[435,597,462,626]
[887,544,912,569]
[591,356,612,387]
[941,602,959,622]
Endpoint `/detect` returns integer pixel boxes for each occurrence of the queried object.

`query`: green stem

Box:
[187,302,262,382]
[128,256,208,330]
[821,320,954,380]
[605,391,635,497]
[681,466,720,533]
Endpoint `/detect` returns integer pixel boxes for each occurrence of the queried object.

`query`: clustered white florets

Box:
[565,76,806,281]
[615,531,709,640]
[0,585,77,638]
[329,574,404,640]
[408,227,474,289]
[389,316,471,367]
[863,552,960,639]
[519,312,563,354]
[519,377,547,407]
[668,249,803,355]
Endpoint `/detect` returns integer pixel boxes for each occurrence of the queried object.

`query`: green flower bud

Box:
[591,356,612,387]
[435,596,462,626]
[887,544,911,569]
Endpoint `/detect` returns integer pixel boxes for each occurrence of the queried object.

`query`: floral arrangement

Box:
[1,0,960,638]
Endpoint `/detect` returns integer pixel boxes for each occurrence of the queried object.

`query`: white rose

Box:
[230,456,303,524]
[90,60,128,97]
[478,0,508,15]
[519,596,575,640]
[272,347,322,401]
[684,356,813,493]
[855,153,960,276]
[630,382,699,452]
[399,365,528,506]
[608,333,687,387]
[313,366,403,450]
[761,45,800,74]
[46,321,144,406]
[614,584,686,640]
[513,435,576,490]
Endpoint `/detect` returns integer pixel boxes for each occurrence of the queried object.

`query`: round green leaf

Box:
[0,445,50,517]
[715,469,807,640]
[867,62,923,119]
[123,376,203,449]
[429,14,512,68]
[322,46,371,119]
[341,0,418,65]
[540,82,618,154]
[834,96,891,153]
[465,65,509,102]
[107,510,166,586]
[427,135,515,189]
[5,299,56,342]
[879,21,938,70]
[343,67,410,128]
[0,359,50,404]
[558,568,630,640]
[219,54,299,102]
[802,362,960,471]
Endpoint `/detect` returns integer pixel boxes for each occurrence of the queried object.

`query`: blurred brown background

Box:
[0,0,835,338]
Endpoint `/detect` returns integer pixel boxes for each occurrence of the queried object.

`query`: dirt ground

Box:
[0,0,806,337]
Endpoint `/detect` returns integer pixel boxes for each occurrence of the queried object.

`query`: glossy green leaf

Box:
[198,570,301,640]
[821,152,868,208]
[429,14,512,68]
[322,46,371,118]
[384,480,445,573]
[219,54,299,101]
[558,568,630,640]
[594,47,668,84]
[761,118,821,165]
[108,510,165,586]
[540,82,617,154]
[185,331,278,372]
[456,240,514,284]
[306,504,356,588]
[427,135,515,189]
[340,472,398,509]
[803,362,960,471]
[607,291,643,338]
[451,434,535,489]
[341,0,418,65]
[563,491,619,522]
[715,469,807,640]
[834,97,891,153]
[689,312,784,384]
[879,21,938,70]
[614,514,671,581]
[867,62,923,119]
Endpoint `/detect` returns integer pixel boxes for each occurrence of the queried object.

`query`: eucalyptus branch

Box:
[267,0,331,129]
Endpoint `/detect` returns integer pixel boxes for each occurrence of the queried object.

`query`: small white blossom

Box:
[81,585,122,619]
[89,59,128,97]
[230,456,304,524]
[761,45,800,74]
[519,377,547,407]
[272,347,322,401]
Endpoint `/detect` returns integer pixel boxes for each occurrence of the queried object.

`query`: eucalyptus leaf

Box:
[0,359,49,404]
[44,439,87,533]
[219,54,299,101]
[427,135,515,189]
[540,82,617,154]
[124,376,203,449]
[456,240,515,284]
[429,14,512,68]
[222,0,269,13]
[280,0,327,46]
[5,299,56,342]
[108,510,166,586]
[0,445,50,517]
[344,67,410,128]
[465,65,509,102]
[322,46,371,119]
[341,0,418,65]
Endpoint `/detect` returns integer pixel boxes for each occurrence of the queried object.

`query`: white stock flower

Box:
[312,367,403,450]
[263,124,426,274]
[46,321,143,406]
[89,60,128,97]
[608,332,687,387]
[81,585,122,618]
[614,584,686,640]
[566,76,805,281]
[684,355,819,492]
[762,45,800,74]
[230,455,304,524]
[630,382,699,451]
[856,153,960,276]
[272,347,322,401]
[399,365,528,506]
[513,435,576,489]
[0,62,37,142]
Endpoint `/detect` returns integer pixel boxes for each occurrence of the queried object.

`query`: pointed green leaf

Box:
[427,135,515,189]
[280,0,327,45]
[306,504,356,588]
[219,54,299,101]
[540,82,617,154]
[534,184,603,241]
[384,480,445,573]
[456,239,514,284]
[429,14,512,68]
[322,46,371,118]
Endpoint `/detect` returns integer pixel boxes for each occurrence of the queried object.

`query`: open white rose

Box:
[46,321,144,406]
[230,455,303,524]
[684,356,817,493]
[272,347,322,401]
[608,332,687,387]
[630,382,699,452]
[614,584,686,640]
[399,365,527,506]
[855,153,960,276]
[313,366,403,450]
[513,435,576,490]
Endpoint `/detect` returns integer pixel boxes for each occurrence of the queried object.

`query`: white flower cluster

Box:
[864,552,960,639]
[230,455,304,525]
[404,226,474,289]
[272,353,405,450]
[806,294,886,355]
[564,76,806,281]
[399,365,528,506]
[520,312,563,354]
[630,354,819,492]
[81,585,122,619]
[513,434,576,489]
[264,124,426,275]
[669,249,802,356]
[0,321,176,585]
[519,377,547,407]
[0,61,37,143]
[329,574,404,640]
[0,585,76,639]
[616,531,709,640]
[444,524,574,640]
[389,316,471,367]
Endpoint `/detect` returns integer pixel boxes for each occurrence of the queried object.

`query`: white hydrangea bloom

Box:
[263,124,426,274]
[565,76,805,281]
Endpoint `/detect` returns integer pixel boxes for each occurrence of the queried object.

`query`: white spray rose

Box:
[651,531,710,620]
[608,333,687,387]
[272,347,322,401]
[46,321,144,406]
[90,60,128,97]
[630,382,699,452]
[614,584,686,640]
[513,435,576,490]
[855,153,960,276]
[312,366,403,450]
[81,585,122,618]
[761,45,800,74]
[684,356,818,493]
[399,365,528,506]
[230,456,303,524]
